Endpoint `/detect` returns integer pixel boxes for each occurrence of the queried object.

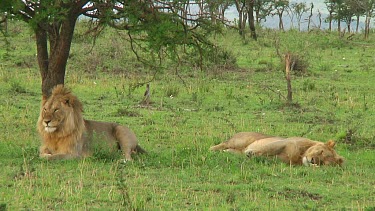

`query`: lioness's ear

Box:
[336,156,344,166]
[326,140,336,148]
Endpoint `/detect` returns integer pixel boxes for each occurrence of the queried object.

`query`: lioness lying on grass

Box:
[210,132,344,166]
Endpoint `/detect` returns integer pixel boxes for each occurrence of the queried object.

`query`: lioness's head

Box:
[37,85,83,135]
[302,140,344,166]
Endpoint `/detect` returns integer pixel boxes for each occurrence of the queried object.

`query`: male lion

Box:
[37,85,145,161]
[210,132,344,166]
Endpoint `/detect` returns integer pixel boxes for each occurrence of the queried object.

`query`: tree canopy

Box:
[0,0,222,96]
[2,0,375,96]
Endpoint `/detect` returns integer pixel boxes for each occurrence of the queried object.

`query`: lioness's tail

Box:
[209,142,228,151]
[134,145,147,154]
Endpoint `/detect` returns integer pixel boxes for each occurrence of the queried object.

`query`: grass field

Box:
[0,22,375,210]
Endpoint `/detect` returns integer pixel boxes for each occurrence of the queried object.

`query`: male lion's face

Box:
[38,85,83,136]
[40,99,68,133]
[302,141,344,166]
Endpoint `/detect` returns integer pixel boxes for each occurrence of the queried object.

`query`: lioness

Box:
[37,85,145,161]
[210,132,344,166]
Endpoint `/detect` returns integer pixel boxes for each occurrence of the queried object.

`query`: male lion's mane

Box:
[38,85,85,158]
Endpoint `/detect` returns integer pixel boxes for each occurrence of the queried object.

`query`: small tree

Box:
[205,0,232,23]
[307,3,314,31]
[292,2,309,31]
[233,0,247,37]
[333,0,345,33]
[0,0,221,97]
[272,0,289,31]
[346,0,366,33]
[325,0,335,31]
[362,0,375,39]
[340,2,354,33]
[254,0,273,24]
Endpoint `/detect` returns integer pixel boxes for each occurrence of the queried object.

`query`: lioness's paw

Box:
[245,150,256,158]
[120,158,133,164]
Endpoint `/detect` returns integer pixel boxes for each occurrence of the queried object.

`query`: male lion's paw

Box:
[311,164,320,168]
[40,153,52,159]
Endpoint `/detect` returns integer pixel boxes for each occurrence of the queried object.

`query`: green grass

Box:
[0,22,375,210]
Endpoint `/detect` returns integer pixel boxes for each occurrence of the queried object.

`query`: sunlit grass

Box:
[0,22,375,210]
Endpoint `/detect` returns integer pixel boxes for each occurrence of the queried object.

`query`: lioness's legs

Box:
[245,140,287,157]
[224,148,243,154]
[210,132,274,152]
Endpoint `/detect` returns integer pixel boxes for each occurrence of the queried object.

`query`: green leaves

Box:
[0,0,16,12]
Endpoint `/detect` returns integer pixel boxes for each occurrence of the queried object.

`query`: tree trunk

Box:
[278,11,284,31]
[355,15,360,33]
[307,3,314,31]
[247,1,257,40]
[328,11,332,31]
[238,8,244,36]
[285,53,292,104]
[36,12,78,97]
[347,20,351,33]
[255,7,260,23]
[220,5,226,22]
[317,10,322,29]
[35,27,50,96]
[365,14,371,39]
[234,1,246,37]
[242,12,247,36]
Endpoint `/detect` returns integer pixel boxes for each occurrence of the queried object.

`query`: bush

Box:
[289,54,309,75]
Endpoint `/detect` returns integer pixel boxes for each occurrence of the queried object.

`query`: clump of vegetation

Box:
[164,85,180,98]
[285,53,309,75]
[116,108,141,117]
[205,46,237,69]
[302,79,316,91]
[9,80,27,94]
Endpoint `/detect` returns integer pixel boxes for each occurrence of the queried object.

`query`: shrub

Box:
[289,54,309,75]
